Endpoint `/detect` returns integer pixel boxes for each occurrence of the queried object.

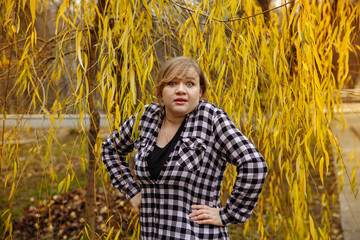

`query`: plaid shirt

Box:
[102,101,268,239]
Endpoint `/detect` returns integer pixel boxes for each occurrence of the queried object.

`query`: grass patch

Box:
[0,127,98,220]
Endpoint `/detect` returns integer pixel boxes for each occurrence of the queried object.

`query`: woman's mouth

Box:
[174,98,187,104]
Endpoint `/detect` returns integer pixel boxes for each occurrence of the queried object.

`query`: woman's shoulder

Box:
[197,100,225,116]
[144,102,161,113]
[139,103,160,122]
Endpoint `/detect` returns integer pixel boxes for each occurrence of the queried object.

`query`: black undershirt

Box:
[147,120,186,180]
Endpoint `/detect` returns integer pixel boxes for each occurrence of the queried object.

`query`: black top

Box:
[147,120,186,180]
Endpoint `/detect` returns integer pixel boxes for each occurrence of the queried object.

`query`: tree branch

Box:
[170,0,296,23]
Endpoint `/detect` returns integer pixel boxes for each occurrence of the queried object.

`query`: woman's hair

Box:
[154,56,207,102]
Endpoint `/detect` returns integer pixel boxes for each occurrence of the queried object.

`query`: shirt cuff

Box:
[123,183,141,200]
[219,207,233,226]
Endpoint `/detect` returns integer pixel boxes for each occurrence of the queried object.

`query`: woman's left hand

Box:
[189,205,224,226]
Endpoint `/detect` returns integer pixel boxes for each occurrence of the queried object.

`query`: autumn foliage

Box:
[1,0,359,239]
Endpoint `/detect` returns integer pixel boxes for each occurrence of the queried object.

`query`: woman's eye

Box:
[186,82,194,87]
[168,82,176,86]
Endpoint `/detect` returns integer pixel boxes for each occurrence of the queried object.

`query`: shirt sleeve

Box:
[213,112,268,226]
[101,116,141,200]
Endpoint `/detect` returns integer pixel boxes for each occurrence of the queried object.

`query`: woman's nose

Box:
[176,83,186,93]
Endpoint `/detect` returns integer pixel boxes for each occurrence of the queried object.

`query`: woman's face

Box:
[161,67,202,119]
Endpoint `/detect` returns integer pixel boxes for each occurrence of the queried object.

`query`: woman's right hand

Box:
[129,192,141,214]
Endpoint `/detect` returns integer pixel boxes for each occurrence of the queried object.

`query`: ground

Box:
[12,188,135,239]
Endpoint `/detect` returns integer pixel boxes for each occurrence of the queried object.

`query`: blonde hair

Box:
[154,56,207,102]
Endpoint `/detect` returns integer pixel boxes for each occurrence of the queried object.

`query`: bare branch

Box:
[169,0,296,23]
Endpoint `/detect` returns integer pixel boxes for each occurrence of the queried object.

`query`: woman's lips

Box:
[174,98,187,104]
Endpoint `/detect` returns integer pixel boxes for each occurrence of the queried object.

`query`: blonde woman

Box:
[102,56,268,239]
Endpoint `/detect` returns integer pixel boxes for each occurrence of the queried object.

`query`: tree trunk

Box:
[85,25,100,239]
[84,1,106,238]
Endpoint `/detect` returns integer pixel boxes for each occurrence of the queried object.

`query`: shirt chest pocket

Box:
[134,137,151,161]
[176,138,206,172]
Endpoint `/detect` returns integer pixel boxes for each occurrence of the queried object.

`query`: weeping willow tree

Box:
[1,0,359,239]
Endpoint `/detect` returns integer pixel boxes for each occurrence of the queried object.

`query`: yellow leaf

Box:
[304,141,315,169]
[319,157,324,185]
[30,0,36,22]
[76,31,84,69]
[105,227,114,240]
[1,211,12,235]
[247,92,255,123]
[309,214,318,240]
[114,230,121,240]
[130,68,136,105]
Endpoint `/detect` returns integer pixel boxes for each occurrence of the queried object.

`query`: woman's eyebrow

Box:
[172,75,197,81]
[181,76,196,80]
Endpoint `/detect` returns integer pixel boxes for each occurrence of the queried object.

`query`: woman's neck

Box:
[165,115,184,125]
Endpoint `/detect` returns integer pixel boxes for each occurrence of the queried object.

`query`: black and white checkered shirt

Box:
[102,101,268,239]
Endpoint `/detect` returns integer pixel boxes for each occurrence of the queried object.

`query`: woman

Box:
[102,56,268,239]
